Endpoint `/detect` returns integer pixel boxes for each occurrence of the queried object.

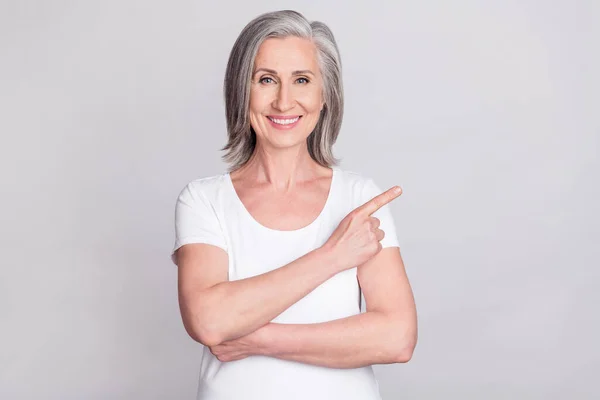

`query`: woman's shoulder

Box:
[175,171,229,201]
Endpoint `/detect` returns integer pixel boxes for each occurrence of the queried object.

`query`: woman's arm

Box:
[178,243,341,347]
[260,310,412,368]
[210,248,417,369]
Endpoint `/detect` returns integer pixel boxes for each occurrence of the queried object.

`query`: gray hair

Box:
[220,10,343,171]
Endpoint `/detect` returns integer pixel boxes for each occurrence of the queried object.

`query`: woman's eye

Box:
[258,76,309,84]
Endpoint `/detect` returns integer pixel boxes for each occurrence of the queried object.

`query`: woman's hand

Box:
[208,324,270,362]
[321,185,402,272]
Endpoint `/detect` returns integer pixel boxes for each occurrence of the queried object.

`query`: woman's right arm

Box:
[176,184,401,347]
[176,242,341,347]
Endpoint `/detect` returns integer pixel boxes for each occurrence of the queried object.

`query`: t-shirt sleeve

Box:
[171,182,228,266]
[361,177,400,249]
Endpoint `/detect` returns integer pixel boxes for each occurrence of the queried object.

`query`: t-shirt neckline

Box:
[225,166,338,234]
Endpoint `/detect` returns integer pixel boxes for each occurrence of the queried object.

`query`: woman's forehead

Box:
[254,37,319,72]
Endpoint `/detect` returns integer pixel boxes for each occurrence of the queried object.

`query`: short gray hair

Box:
[220,10,343,171]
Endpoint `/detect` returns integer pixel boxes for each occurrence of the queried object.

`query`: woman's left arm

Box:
[210,247,418,369]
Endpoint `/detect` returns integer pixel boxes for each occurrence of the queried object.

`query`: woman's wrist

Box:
[253,323,278,357]
[314,243,345,276]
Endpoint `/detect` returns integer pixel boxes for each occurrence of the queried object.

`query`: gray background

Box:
[1,0,598,399]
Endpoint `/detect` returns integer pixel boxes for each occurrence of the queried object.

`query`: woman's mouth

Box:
[266,115,302,130]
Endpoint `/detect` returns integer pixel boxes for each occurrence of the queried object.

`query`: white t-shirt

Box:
[171,165,400,400]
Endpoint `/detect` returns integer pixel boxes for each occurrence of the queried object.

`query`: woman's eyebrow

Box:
[292,70,315,76]
[253,68,315,76]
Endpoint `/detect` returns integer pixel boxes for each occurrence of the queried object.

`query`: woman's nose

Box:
[272,82,294,111]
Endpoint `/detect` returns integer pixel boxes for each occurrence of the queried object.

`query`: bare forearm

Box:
[258,311,415,369]
[197,246,341,345]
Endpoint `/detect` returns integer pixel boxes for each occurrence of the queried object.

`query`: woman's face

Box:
[249,36,325,150]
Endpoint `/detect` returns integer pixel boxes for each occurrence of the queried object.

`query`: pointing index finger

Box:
[356,186,403,216]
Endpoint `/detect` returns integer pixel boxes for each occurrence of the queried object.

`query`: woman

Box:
[171,10,417,400]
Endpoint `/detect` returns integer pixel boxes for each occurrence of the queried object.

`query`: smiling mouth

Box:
[267,116,302,125]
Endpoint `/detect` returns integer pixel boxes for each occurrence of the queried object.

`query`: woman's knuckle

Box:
[367,230,376,241]
[349,210,361,220]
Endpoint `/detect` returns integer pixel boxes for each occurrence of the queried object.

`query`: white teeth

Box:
[269,117,299,125]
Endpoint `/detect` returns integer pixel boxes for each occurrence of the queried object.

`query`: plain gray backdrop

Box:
[1,0,598,399]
